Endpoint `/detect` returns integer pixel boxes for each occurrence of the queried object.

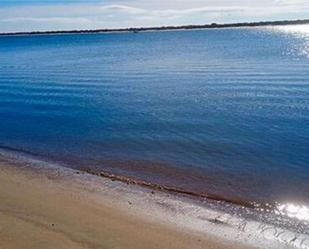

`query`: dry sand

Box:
[0,158,254,249]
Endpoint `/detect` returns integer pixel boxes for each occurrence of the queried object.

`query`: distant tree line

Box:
[1,19,309,36]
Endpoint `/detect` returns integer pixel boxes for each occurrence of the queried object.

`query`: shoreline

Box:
[0,149,308,248]
[0,145,275,211]
[0,19,308,37]
[0,145,296,213]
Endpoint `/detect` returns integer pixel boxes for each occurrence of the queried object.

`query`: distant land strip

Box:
[0,19,309,36]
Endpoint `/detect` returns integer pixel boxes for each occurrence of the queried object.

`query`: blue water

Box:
[0,26,309,207]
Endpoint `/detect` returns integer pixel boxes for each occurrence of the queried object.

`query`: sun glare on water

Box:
[277,203,309,222]
[271,24,309,58]
[275,24,309,35]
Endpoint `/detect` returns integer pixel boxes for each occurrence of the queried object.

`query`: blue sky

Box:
[0,0,309,32]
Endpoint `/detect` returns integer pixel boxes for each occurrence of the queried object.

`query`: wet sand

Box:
[0,159,254,249]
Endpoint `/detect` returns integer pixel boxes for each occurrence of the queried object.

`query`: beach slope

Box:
[0,159,253,249]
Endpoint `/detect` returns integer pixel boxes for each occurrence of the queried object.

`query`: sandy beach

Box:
[0,155,255,249]
[0,152,308,249]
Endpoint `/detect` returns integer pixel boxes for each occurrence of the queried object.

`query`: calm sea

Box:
[0,25,309,220]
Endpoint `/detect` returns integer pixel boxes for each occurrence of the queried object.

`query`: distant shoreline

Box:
[1,18,309,37]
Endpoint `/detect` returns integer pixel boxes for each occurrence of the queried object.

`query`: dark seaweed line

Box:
[83,168,275,211]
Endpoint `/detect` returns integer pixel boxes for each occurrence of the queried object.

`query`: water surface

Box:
[0,25,309,219]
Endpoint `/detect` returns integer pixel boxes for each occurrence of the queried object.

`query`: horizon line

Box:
[1,18,309,36]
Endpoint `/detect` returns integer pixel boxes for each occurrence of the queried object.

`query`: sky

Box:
[0,0,309,33]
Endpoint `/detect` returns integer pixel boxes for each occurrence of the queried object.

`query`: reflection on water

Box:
[272,24,309,58]
[277,203,309,222]
[275,24,309,35]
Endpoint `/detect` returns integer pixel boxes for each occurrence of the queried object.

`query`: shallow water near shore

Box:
[0,25,309,222]
[1,150,309,249]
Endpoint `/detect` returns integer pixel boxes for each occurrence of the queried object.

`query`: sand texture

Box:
[0,159,254,249]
